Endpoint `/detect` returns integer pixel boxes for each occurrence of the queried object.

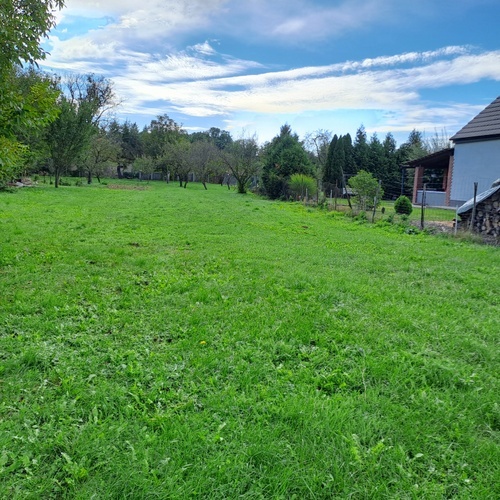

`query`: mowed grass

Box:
[0,180,498,499]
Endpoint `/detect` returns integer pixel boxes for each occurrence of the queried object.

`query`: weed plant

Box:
[0,181,498,498]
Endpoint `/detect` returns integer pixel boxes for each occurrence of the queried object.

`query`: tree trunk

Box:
[237,180,247,194]
[87,170,92,184]
[202,181,207,190]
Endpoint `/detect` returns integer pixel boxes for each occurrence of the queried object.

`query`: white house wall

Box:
[450,139,500,206]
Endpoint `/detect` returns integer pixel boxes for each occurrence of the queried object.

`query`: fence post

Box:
[372,180,381,223]
[420,183,427,230]
[469,182,478,232]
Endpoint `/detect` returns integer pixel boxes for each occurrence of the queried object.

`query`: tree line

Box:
[1,1,446,199]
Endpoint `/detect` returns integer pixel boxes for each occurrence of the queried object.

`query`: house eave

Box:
[451,133,500,144]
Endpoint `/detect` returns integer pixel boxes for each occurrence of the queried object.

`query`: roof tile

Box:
[450,96,500,142]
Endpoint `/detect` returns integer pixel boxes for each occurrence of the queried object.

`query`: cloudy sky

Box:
[41,0,500,145]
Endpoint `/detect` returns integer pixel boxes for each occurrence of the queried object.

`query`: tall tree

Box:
[342,133,356,176]
[367,133,385,179]
[324,134,350,196]
[0,0,65,186]
[305,129,332,172]
[46,74,116,187]
[261,124,313,199]
[304,129,332,194]
[323,134,338,192]
[141,114,184,178]
[399,129,428,162]
[353,125,369,171]
[381,132,400,199]
[120,122,143,173]
[396,129,429,197]
[207,127,233,150]
[0,66,60,186]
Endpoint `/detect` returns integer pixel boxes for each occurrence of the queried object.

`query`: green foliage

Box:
[323,134,356,197]
[262,124,313,199]
[288,174,317,200]
[141,114,184,162]
[348,169,383,211]
[189,140,219,188]
[45,97,95,187]
[353,125,369,171]
[81,132,120,183]
[324,134,344,189]
[398,129,429,162]
[0,0,65,71]
[0,137,28,186]
[220,135,260,193]
[394,195,413,215]
[108,120,143,169]
[0,67,60,186]
[163,138,192,187]
[0,1,65,185]
[132,156,156,179]
[45,74,116,187]
[190,127,233,150]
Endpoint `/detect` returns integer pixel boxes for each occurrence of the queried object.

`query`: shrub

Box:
[288,174,317,200]
[394,195,413,215]
[348,170,383,211]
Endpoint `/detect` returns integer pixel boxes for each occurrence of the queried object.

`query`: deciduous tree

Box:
[46,74,117,187]
[189,141,218,189]
[0,0,65,70]
[81,130,120,183]
[0,67,60,186]
[220,135,260,194]
[348,170,383,211]
[0,0,65,186]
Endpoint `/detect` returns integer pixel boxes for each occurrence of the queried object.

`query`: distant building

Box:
[403,96,500,207]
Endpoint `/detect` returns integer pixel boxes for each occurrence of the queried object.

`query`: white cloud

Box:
[44,1,500,142]
[270,0,392,39]
[60,0,229,40]
[44,36,500,137]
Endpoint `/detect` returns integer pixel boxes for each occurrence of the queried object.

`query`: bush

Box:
[348,170,383,211]
[394,195,413,215]
[288,174,317,200]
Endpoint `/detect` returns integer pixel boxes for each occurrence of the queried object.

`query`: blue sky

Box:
[41,0,500,145]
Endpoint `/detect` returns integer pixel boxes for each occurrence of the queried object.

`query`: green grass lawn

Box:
[1,180,498,498]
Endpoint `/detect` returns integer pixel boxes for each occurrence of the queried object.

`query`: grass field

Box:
[1,180,498,498]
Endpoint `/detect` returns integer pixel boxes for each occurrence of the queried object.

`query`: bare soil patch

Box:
[107,184,148,191]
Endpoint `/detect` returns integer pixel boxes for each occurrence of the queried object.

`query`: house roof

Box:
[450,96,500,142]
[402,147,453,169]
[457,182,500,215]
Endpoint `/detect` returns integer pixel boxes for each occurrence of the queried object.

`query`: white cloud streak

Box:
[44,1,500,140]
